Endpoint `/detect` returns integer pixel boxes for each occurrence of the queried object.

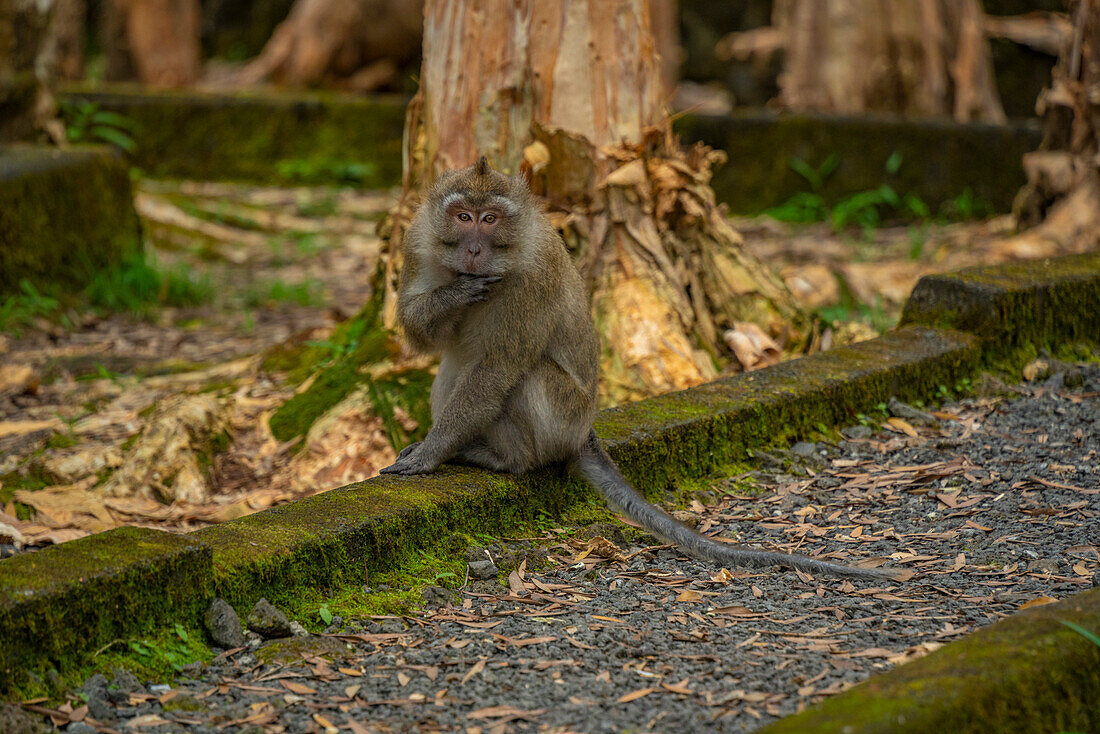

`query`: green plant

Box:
[85,253,213,314]
[276,158,377,185]
[0,280,61,335]
[318,604,333,625]
[244,278,323,309]
[907,224,928,260]
[1058,619,1100,647]
[60,100,137,152]
[765,151,980,230]
[939,188,993,221]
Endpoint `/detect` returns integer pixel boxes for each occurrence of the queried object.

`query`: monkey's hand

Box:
[380,442,440,475]
[450,274,502,305]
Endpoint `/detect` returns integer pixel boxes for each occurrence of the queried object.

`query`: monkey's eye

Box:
[482,213,496,224]
[457,212,473,222]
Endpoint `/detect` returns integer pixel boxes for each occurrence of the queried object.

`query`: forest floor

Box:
[8,361,1097,733]
[0,179,1085,551]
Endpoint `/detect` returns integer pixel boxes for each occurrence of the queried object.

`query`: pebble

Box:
[246,598,292,639]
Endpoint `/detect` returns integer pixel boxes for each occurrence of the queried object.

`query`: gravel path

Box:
[16,359,1100,733]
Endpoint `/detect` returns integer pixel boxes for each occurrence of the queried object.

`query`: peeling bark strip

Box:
[387,0,804,400]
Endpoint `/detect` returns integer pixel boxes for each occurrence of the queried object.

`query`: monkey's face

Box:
[442,201,508,275]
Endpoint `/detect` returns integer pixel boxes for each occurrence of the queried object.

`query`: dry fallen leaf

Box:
[617,687,656,703]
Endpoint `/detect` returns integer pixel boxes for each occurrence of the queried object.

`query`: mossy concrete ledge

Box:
[194,325,981,610]
[0,144,142,293]
[0,527,212,695]
[758,588,1100,734]
[59,84,408,186]
[900,251,1100,363]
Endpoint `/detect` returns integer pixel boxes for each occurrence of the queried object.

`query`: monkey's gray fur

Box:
[382,157,896,581]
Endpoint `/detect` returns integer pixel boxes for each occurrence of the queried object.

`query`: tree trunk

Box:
[772,0,1005,122]
[0,0,64,142]
[383,0,802,403]
[123,0,202,87]
[234,0,423,91]
[44,0,85,81]
[1011,0,1100,256]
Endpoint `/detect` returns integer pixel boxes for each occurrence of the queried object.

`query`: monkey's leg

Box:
[451,441,513,472]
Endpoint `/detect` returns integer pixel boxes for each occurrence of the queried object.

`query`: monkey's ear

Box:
[475,155,490,176]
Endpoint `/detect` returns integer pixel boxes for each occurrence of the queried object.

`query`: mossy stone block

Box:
[759,588,1100,734]
[900,251,1100,360]
[59,85,407,186]
[674,111,1042,214]
[0,526,212,695]
[0,144,141,293]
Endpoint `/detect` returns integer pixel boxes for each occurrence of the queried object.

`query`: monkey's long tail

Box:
[572,430,899,581]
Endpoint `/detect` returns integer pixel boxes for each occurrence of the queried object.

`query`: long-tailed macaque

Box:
[382,157,895,580]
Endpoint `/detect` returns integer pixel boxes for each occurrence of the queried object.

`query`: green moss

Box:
[44,433,78,450]
[0,527,213,698]
[759,589,1100,733]
[267,285,432,448]
[58,85,406,187]
[161,693,207,713]
[0,146,142,294]
[901,252,1100,368]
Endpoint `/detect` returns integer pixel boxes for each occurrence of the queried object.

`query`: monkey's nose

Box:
[467,243,482,256]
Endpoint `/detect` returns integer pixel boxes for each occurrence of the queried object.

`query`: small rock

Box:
[1027,559,1061,575]
[205,598,245,649]
[1042,371,1065,391]
[110,667,143,693]
[887,397,938,426]
[179,661,204,677]
[243,629,263,648]
[749,450,784,468]
[0,544,19,559]
[289,621,310,637]
[464,546,494,563]
[422,585,456,607]
[66,723,97,734]
[323,614,345,634]
[246,598,293,639]
[0,702,51,734]
[790,441,818,458]
[80,673,113,720]
[149,684,172,695]
[467,559,498,580]
[841,424,873,440]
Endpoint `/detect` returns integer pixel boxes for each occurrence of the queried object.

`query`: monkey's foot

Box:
[396,441,422,460]
[380,445,439,475]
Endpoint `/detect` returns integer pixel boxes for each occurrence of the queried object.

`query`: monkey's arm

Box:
[399,274,501,352]
[381,353,529,475]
